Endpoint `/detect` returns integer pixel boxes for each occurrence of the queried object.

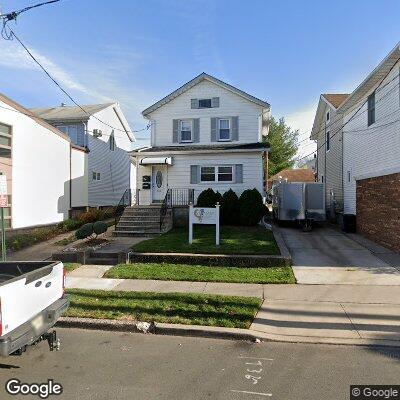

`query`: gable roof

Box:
[142,72,270,116]
[310,93,349,140]
[337,42,400,113]
[0,92,70,143]
[321,93,349,109]
[268,168,315,183]
[30,103,114,121]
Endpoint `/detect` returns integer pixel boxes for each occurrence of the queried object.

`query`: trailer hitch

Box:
[42,330,60,352]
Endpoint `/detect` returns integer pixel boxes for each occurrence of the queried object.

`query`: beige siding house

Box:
[311,93,349,219]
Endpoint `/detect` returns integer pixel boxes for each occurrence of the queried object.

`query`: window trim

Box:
[199,165,234,183]
[92,171,101,181]
[180,119,193,143]
[218,118,231,141]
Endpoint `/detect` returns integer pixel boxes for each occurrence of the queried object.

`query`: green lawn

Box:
[65,289,261,328]
[105,263,295,284]
[133,225,280,255]
[64,263,81,272]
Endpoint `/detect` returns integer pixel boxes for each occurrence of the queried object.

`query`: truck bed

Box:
[0,262,58,285]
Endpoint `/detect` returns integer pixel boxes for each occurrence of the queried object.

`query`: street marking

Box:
[238,356,274,361]
[230,389,272,397]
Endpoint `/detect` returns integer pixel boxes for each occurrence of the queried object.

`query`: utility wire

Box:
[296,62,400,163]
[0,2,151,136]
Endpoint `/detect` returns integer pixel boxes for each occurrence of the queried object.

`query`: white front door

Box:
[152,165,167,202]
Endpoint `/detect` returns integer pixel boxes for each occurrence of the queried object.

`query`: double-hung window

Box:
[0,123,12,159]
[218,118,230,141]
[367,92,375,126]
[200,165,233,183]
[180,120,192,142]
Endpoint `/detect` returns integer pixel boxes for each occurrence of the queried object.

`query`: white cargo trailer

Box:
[272,182,325,230]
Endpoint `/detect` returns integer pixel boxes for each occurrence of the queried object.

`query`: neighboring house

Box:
[0,92,86,229]
[131,73,270,206]
[311,42,400,252]
[30,102,135,210]
[298,154,316,172]
[268,168,315,187]
[310,93,349,219]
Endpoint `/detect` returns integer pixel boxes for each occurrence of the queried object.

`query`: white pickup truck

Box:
[0,261,69,356]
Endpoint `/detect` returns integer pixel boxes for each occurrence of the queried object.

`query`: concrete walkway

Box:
[67,265,400,345]
[279,225,400,285]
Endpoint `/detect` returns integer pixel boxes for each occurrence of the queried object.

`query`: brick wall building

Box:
[356,172,400,252]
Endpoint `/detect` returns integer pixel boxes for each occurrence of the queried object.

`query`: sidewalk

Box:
[67,265,400,346]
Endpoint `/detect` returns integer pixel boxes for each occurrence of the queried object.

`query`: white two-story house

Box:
[31,102,136,212]
[311,42,400,252]
[131,73,270,207]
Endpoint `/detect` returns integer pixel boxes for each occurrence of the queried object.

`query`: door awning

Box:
[139,157,173,165]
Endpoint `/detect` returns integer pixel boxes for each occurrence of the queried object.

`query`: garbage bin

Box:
[341,213,356,233]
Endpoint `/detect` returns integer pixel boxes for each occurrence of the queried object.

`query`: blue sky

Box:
[1,0,400,157]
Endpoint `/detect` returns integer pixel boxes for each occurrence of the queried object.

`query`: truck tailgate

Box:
[0,262,64,336]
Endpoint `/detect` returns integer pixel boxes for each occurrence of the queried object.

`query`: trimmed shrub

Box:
[221,189,239,225]
[238,189,266,226]
[78,209,105,224]
[76,223,94,240]
[93,221,108,236]
[58,219,81,232]
[197,188,220,207]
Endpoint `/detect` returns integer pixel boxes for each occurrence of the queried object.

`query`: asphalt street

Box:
[0,328,399,400]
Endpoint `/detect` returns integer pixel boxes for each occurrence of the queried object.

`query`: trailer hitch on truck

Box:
[0,261,70,357]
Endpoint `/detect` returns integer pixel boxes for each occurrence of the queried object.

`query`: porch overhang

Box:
[139,156,173,165]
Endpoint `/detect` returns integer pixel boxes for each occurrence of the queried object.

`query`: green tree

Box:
[263,117,299,178]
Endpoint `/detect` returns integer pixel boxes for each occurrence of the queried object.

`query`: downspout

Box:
[69,144,72,217]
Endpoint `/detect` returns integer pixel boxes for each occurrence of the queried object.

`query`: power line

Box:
[1,0,60,39]
[296,62,400,163]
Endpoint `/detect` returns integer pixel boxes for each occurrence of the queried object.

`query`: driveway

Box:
[279,225,400,285]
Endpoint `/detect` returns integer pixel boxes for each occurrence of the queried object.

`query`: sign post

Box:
[0,175,7,261]
[189,202,220,246]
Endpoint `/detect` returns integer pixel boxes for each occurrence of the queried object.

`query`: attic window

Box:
[368,92,375,126]
[326,111,330,122]
[199,99,212,108]
[109,131,116,151]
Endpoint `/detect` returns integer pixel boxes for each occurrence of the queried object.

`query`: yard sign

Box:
[189,203,220,245]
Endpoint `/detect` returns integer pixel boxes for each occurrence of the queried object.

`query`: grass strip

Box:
[65,289,262,329]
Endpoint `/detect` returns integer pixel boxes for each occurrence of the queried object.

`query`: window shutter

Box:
[231,116,239,141]
[211,97,220,108]
[190,165,199,184]
[173,119,180,143]
[191,99,199,109]
[235,164,243,183]
[211,117,217,142]
[193,118,200,143]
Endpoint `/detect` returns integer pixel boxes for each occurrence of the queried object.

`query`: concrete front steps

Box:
[113,205,172,237]
[85,251,119,265]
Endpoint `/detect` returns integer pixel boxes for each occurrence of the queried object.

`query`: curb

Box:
[56,317,400,348]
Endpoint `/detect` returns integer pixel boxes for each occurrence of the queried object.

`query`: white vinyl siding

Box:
[136,152,263,205]
[148,80,266,146]
[86,105,134,207]
[316,104,343,213]
[343,63,400,214]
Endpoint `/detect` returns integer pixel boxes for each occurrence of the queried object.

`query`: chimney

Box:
[61,102,66,107]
